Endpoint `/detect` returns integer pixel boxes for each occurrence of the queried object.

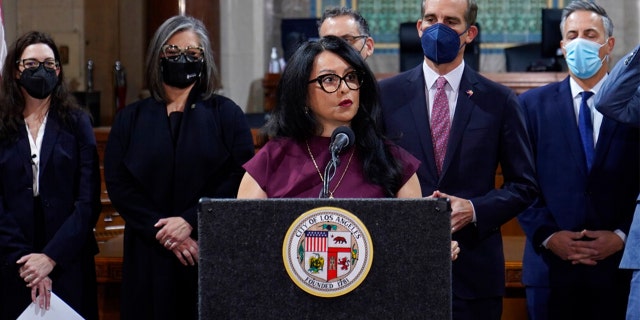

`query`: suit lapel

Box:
[17,128,34,182]
[592,117,617,170]
[39,111,61,175]
[123,102,175,205]
[405,67,439,179]
[555,79,589,175]
[173,99,202,198]
[441,68,478,178]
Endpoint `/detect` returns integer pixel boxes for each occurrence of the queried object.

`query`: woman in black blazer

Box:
[0,31,101,319]
[104,15,254,320]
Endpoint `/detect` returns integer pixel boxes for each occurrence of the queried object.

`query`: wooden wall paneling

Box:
[84,0,144,126]
[146,0,221,85]
[118,1,146,116]
[186,0,220,73]
[84,1,119,126]
[145,0,179,43]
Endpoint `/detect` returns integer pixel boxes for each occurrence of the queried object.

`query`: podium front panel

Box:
[198,198,451,319]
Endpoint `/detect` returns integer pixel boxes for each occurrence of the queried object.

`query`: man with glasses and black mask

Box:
[318,7,375,60]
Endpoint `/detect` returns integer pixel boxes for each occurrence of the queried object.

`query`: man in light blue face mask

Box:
[379,1,539,319]
[518,2,639,320]
[563,37,609,79]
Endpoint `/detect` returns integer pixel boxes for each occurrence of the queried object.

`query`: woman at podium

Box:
[238,36,420,199]
[236,36,459,260]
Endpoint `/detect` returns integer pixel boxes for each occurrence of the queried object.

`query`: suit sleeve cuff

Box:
[469,200,477,223]
[614,229,627,243]
[541,233,555,248]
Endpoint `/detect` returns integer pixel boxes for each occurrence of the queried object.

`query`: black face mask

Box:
[19,64,58,99]
[161,55,203,88]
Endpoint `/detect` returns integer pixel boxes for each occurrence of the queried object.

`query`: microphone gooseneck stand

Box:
[319,126,354,198]
[319,151,341,198]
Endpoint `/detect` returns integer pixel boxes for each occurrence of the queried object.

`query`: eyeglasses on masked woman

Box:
[17,58,58,70]
[161,44,204,62]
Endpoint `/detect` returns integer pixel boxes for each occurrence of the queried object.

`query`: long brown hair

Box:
[0,31,80,141]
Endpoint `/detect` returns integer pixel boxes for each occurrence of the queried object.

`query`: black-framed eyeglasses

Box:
[308,71,363,93]
[161,44,204,62]
[341,35,368,52]
[17,58,58,70]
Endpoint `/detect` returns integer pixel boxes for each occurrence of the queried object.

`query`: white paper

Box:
[17,291,84,320]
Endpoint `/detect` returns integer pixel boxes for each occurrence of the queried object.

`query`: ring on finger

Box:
[165,239,172,246]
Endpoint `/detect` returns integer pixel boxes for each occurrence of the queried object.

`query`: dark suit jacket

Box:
[0,109,101,319]
[595,44,640,126]
[104,92,254,319]
[596,45,640,271]
[379,64,538,299]
[518,77,639,287]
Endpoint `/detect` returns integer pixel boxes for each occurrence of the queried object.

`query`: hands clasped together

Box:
[155,217,199,266]
[17,253,55,310]
[547,229,624,265]
[427,190,624,266]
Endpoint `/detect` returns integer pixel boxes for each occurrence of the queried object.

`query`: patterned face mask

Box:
[161,55,203,88]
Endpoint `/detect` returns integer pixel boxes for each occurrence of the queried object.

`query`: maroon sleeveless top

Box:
[243,136,420,198]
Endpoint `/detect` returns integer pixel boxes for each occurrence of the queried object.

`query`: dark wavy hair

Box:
[0,31,80,141]
[264,36,404,197]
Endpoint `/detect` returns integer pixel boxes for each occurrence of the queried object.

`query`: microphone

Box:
[320,126,356,198]
[329,126,355,155]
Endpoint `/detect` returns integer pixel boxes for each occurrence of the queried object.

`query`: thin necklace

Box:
[305,140,355,198]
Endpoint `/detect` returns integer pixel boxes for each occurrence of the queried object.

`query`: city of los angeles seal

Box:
[282,206,373,297]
